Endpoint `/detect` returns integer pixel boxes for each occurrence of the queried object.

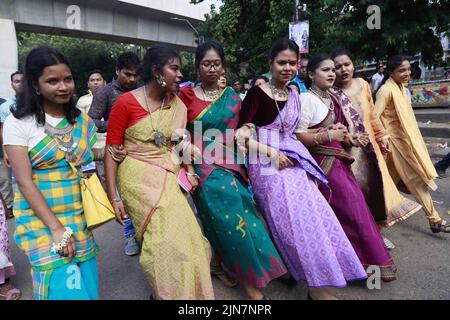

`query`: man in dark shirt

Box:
[88,52,140,132]
[88,52,141,256]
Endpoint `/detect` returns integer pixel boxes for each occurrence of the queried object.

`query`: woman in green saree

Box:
[178,40,287,300]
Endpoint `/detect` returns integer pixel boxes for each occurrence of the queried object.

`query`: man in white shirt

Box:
[370,65,385,93]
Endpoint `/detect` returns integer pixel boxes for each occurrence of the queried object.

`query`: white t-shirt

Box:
[371,73,384,92]
[3,114,65,150]
[295,92,329,133]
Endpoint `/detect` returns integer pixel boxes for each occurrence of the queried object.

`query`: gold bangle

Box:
[313,132,321,145]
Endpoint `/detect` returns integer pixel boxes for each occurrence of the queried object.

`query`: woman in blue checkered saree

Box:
[3,46,99,300]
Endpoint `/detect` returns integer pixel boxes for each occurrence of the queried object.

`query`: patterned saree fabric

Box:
[331,80,421,226]
[11,113,98,299]
[180,86,288,288]
[303,93,397,281]
[243,88,368,287]
[110,92,214,300]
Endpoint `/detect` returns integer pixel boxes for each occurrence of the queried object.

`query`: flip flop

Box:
[210,264,238,288]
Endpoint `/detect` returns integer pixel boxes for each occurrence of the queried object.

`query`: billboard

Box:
[289,20,309,53]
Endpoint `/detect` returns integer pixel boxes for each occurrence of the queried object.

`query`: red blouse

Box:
[178,85,210,123]
[106,91,175,145]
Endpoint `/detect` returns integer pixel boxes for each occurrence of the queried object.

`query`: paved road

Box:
[7,177,450,300]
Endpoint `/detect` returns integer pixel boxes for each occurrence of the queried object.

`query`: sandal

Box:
[430,220,450,234]
[5,208,14,220]
[210,264,238,288]
[0,283,22,300]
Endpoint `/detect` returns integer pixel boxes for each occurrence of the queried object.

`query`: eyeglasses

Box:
[200,61,222,70]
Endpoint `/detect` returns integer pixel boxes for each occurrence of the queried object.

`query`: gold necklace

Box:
[200,85,220,101]
[310,86,334,111]
[271,85,288,99]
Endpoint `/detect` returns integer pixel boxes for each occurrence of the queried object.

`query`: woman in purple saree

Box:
[295,54,397,282]
[239,39,367,300]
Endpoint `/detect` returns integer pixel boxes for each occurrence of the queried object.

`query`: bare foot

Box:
[308,288,338,300]
[210,260,238,288]
[243,284,265,300]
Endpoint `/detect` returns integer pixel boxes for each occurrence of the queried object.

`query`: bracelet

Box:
[326,130,332,142]
[187,172,199,178]
[313,132,321,145]
[51,227,73,254]
[111,198,122,203]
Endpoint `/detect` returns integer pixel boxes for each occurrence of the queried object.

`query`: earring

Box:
[36,89,41,95]
[157,75,167,88]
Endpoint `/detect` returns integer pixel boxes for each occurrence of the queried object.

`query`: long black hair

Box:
[13,46,80,126]
[305,53,332,89]
[377,54,411,90]
[139,46,180,84]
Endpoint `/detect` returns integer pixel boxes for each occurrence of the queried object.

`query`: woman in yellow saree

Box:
[375,55,449,234]
[104,46,214,299]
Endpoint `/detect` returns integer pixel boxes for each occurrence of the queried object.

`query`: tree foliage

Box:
[192,0,450,81]
[17,32,198,94]
[17,32,140,96]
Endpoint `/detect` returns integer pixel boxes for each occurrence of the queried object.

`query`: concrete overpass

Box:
[0,0,209,98]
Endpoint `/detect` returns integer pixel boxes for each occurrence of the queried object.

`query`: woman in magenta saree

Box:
[296,54,397,282]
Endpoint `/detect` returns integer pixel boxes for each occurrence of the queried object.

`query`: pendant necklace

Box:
[143,85,167,148]
[45,120,77,162]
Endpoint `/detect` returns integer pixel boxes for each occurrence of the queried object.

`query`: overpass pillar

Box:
[0,19,18,100]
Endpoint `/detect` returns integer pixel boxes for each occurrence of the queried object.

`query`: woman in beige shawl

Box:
[375,55,449,234]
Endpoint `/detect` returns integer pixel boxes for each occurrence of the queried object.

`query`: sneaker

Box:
[125,237,140,256]
[383,237,395,250]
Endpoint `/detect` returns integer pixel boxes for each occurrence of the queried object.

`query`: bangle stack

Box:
[51,227,73,254]
[313,132,321,145]
[326,130,333,142]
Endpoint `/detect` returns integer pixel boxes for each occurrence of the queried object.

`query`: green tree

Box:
[18,32,198,94]
[17,32,140,96]
[192,0,449,78]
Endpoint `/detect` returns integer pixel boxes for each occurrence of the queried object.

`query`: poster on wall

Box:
[289,20,309,53]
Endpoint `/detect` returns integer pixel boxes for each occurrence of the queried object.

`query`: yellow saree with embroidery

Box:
[115,95,214,300]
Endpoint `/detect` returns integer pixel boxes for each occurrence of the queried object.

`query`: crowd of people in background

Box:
[0,35,449,300]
